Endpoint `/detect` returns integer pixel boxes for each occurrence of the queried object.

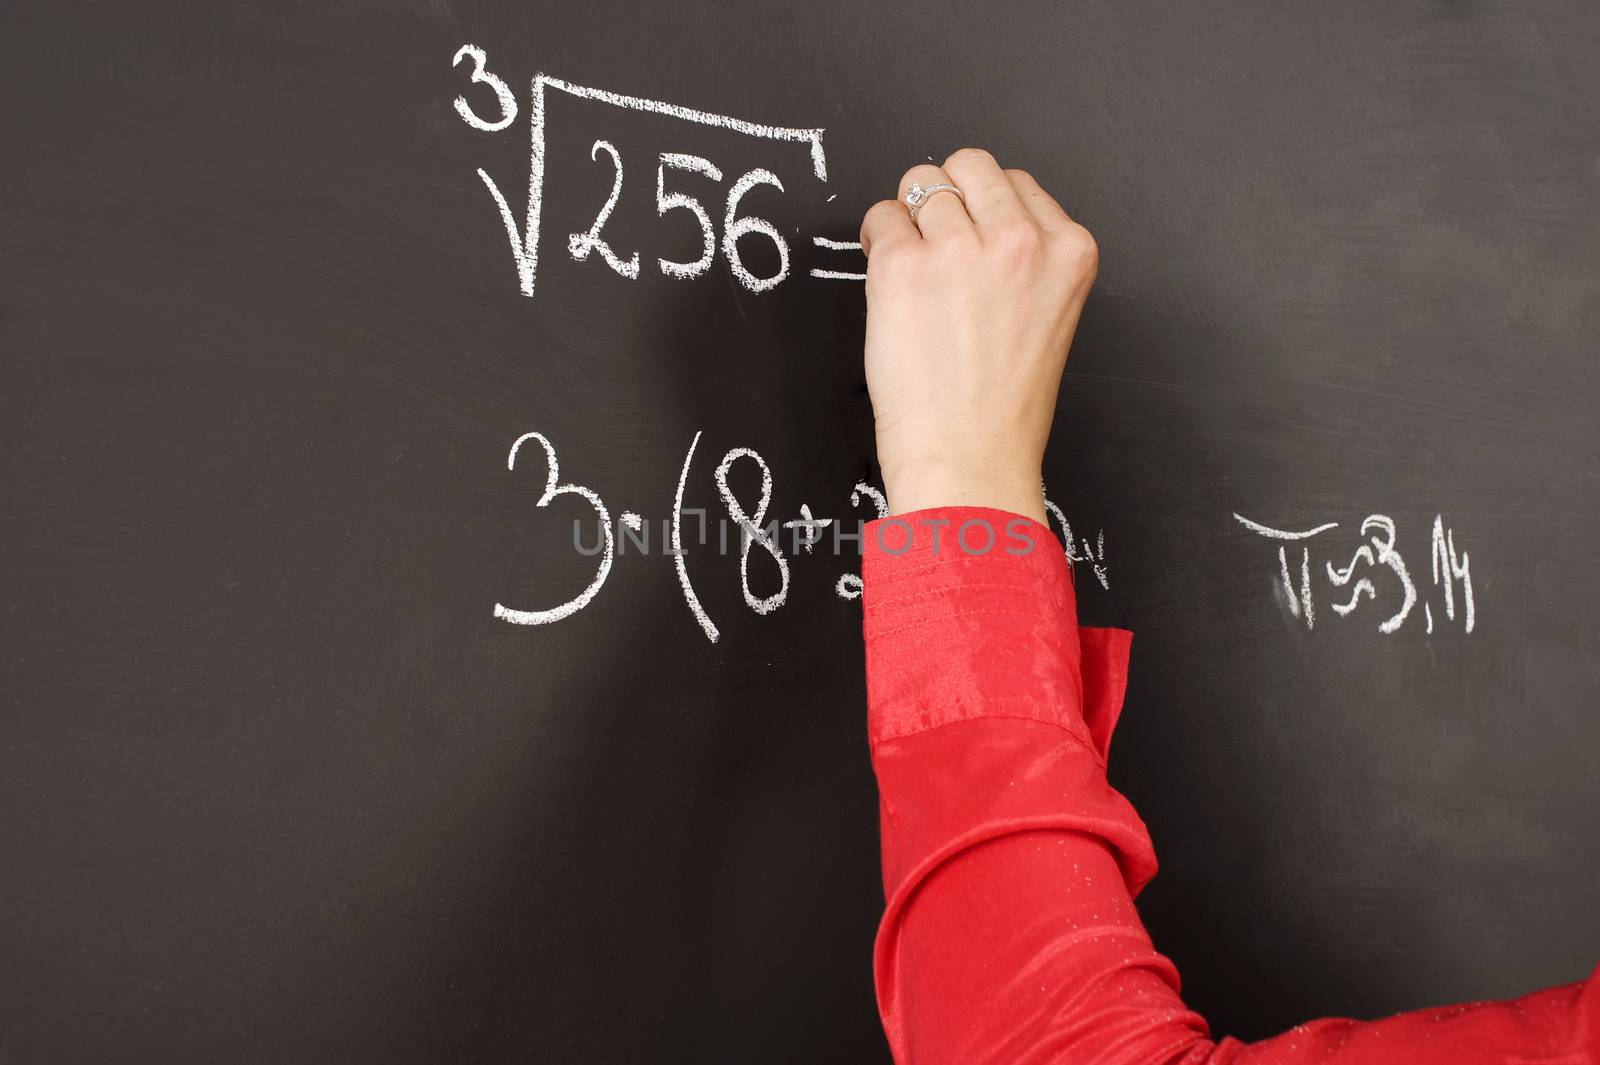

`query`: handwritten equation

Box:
[450,54,1478,644]
[1234,513,1475,636]
[452,45,865,297]
[492,430,1108,643]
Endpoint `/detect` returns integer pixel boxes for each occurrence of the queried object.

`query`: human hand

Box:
[858,148,1098,525]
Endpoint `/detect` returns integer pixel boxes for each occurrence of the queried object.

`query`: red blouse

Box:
[861,507,1598,1064]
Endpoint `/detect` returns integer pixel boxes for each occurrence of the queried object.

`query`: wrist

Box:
[882,458,1046,525]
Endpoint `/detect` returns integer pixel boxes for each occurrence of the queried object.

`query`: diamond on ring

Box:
[904,181,963,222]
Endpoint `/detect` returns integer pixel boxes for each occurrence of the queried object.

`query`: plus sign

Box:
[782,503,833,554]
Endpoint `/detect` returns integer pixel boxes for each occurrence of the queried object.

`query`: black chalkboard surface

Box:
[3,2,1597,1061]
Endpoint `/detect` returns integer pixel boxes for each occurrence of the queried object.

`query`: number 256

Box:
[567,140,790,293]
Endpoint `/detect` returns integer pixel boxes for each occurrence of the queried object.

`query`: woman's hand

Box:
[859,148,1098,524]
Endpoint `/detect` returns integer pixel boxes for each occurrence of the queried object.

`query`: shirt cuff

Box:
[862,506,1109,754]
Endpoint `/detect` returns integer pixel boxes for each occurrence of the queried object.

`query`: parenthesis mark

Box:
[673,431,719,643]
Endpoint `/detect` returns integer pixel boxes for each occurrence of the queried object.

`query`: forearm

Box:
[885,799,1598,1065]
[863,506,1196,1063]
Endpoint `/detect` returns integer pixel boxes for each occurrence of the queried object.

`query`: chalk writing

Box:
[493,432,613,626]
[450,50,864,296]
[656,153,722,279]
[495,431,1106,641]
[715,447,789,614]
[452,45,517,132]
[1045,493,1110,591]
[1234,513,1475,635]
[833,484,888,601]
[566,139,641,278]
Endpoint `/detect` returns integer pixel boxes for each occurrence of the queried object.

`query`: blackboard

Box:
[3,2,1597,1061]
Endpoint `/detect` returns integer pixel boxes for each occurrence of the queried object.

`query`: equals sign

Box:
[809,237,866,280]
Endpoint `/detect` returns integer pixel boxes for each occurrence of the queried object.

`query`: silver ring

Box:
[904,181,965,222]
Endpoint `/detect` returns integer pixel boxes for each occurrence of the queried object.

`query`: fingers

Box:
[1003,168,1076,234]
[866,151,1093,268]
[942,147,1036,238]
[859,198,918,259]
[899,163,973,238]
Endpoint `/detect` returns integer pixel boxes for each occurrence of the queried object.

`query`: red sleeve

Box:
[861,506,1599,1065]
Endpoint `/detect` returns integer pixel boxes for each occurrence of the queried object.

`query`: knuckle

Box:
[1003,167,1035,185]
[1059,224,1099,271]
[862,197,898,223]
[945,146,996,170]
